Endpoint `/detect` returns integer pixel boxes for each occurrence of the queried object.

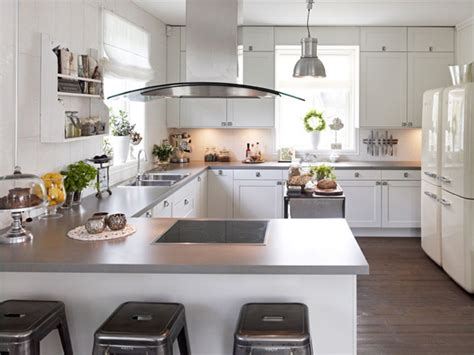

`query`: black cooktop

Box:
[154,220,269,244]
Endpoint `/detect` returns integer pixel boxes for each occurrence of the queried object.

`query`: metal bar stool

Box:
[92,302,191,355]
[233,303,313,355]
[0,300,73,355]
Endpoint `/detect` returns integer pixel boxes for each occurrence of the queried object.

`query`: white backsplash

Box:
[170,127,421,163]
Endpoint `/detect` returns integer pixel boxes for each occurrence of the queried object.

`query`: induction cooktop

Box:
[153,220,269,245]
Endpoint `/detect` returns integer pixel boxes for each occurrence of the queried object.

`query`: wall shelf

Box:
[40,33,109,144]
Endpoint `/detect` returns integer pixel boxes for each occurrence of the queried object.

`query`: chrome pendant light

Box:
[293,0,326,78]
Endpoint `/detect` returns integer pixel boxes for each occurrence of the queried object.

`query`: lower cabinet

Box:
[382,180,421,228]
[152,198,172,218]
[233,180,284,219]
[207,169,234,218]
[338,180,382,228]
[195,171,208,218]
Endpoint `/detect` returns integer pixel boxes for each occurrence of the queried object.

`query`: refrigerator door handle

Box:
[438,176,451,183]
[424,191,438,200]
[439,198,452,206]
[424,171,437,179]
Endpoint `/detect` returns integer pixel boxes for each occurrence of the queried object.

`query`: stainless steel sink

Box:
[119,173,190,188]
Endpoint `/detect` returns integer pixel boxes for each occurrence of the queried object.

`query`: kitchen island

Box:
[0,216,368,355]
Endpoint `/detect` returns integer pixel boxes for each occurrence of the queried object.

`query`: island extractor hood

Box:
[107,0,304,102]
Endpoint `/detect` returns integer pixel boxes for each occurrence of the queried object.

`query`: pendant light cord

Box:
[306,8,311,38]
[14,0,19,169]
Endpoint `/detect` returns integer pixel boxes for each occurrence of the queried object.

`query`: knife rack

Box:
[363,131,398,156]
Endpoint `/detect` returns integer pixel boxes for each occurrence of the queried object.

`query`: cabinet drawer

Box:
[408,28,454,52]
[381,170,421,180]
[335,169,382,181]
[153,199,172,218]
[234,169,283,180]
[173,191,195,218]
[360,27,407,52]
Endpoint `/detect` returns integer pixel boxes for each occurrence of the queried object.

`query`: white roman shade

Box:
[102,10,154,81]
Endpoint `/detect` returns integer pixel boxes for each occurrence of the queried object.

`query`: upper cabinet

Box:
[242,27,274,51]
[360,27,407,52]
[408,28,454,52]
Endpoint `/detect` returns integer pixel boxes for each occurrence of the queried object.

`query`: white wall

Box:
[0,0,168,227]
[456,17,474,65]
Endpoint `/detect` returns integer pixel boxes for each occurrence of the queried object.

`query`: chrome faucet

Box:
[137,149,148,180]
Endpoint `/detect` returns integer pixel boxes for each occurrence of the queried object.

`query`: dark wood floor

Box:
[357,237,474,354]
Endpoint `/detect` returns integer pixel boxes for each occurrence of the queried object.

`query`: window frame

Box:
[274,45,360,155]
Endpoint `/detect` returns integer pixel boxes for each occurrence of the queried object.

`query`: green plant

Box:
[152,143,175,161]
[303,109,326,132]
[103,137,113,156]
[310,164,336,181]
[61,161,97,193]
[109,108,135,136]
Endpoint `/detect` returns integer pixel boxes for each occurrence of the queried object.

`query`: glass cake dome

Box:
[0,166,48,244]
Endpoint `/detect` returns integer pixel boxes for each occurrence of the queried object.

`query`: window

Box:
[102,10,153,161]
[275,46,359,152]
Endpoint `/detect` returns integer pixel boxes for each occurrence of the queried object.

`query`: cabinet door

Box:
[360,27,407,52]
[207,169,234,218]
[180,99,227,128]
[196,172,208,218]
[360,52,407,128]
[407,52,454,128]
[152,198,173,218]
[408,28,454,52]
[242,27,274,51]
[233,180,283,219]
[382,180,421,228]
[338,181,382,228]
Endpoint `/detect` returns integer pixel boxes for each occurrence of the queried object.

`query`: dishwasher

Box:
[284,186,346,219]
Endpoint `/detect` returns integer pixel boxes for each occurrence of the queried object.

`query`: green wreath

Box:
[303,109,326,132]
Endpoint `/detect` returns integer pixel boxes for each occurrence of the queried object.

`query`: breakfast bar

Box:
[0,217,368,355]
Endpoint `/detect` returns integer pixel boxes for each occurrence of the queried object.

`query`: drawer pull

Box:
[354,172,360,178]
[163,201,170,208]
[221,122,226,127]
[218,170,223,176]
[439,198,451,206]
[256,172,261,177]
[404,172,409,178]
[198,176,201,182]
[429,46,433,52]
[375,181,381,186]
[382,46,387,51]
[184,199,190,205]
[382,181,388,186]
[145,211,152,218]
[424,191,437,200]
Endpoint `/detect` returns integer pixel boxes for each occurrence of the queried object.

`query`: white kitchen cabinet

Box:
[338,180,382,228]
[242,27,274,51]
[233,180,284,219]
[360,27,407,52]
[407,52,454,127]
[152,198,173,218]
[208,169,234,218]
[173,191,196,218]
[382,180,421,228]
[180,99,227,128]
[360,52,408,128]
[166,27,182,128]
[408,27,454,52]
[196,171,208,218]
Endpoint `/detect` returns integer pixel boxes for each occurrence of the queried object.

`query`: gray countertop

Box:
[0,218,369,275]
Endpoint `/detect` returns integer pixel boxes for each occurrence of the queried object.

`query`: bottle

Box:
[256,142,261,159]
[245,143,251,159]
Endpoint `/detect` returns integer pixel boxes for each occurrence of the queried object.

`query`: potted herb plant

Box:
[109,109,135,164]
[62,161,97,207]
[310,164,336,181]
[303,109,326,149]
[152,143,175,167]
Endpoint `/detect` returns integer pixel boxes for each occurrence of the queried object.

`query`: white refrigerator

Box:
[421,88,443,266]
[439,83,474,293]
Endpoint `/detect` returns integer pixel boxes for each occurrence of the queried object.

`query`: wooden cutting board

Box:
[313,184,343,196]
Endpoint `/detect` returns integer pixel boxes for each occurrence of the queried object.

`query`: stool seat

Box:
[234,303,312,355]
[0,300,73,355]
[93,302,190,355]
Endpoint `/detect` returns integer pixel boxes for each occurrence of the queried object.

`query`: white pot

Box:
[109,136,130,164]
[310,131,321,149]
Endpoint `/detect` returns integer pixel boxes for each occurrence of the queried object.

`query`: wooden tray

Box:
[313,184,343,196]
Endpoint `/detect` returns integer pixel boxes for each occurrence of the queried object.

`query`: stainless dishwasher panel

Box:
[288,197,345,219]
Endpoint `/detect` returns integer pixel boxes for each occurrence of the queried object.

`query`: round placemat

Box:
[67,224,136,241]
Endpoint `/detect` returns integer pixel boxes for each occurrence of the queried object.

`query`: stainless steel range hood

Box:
[107,0,304,102]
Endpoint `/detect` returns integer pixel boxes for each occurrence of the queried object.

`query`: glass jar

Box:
[218,148,231,162]
[204,147,214,162]
[65,111,81,138]
[210,147,219,162]
[39,173,66,219]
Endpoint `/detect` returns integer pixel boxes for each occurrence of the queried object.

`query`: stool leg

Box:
[177,324,191,355]
[57,313,74,355]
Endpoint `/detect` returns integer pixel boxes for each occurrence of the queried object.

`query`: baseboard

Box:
[352,227,420,237]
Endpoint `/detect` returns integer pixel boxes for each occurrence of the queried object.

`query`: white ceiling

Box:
[133,0,474,27]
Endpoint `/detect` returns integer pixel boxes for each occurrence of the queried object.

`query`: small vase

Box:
[61,192,75,209]
[310,131,321,149]
[72,191,82,205]
[110,136,130,164]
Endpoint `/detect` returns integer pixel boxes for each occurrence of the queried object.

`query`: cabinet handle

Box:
[382,181,388,186]
[382,46,387,51]
[429,46,433,52]
[227,121,233,127]
[163,200,170,207]
[198,176,201,182]
[354,172,360,178]
[439,198,451,206]
[404,172,409,178]
[218,170,223,176]
[402,122,407,127]
[221,122,227,127]
[376,181,381,185]
[424,171,437,179]
[438,176,451,183]
[256,172,261,177]
[276,181,283,186]
[248,45,253,51]
[184,199,190,205]
[407,122,413,127]
[145,211,152,218]
[424,191,438,200]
